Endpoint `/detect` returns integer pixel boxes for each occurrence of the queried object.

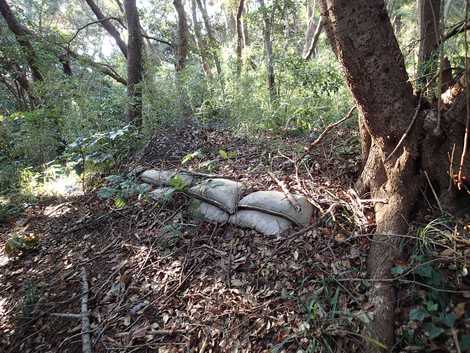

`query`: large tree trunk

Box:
[0,0,43,81]
[258,0,276,101]
[124,0,143,126]
[84,0,128,58]
[319,0,469,351]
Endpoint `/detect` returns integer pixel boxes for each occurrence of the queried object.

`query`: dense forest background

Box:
[0,0,468,193]
[1,0,470,352]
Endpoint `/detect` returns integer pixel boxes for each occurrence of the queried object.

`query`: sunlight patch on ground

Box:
[39,172,83,197]
[20,168,83,198]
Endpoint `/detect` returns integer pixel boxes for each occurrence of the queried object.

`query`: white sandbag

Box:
[140,169,193,187]
[238,191,313,226]
[191,200,229,223]
[187,178,245,214]
[229,210,292,236]
[148,187,175,202]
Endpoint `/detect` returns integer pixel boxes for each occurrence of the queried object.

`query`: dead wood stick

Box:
[80,267,93,353]
[267,171,302,212]
[308,106,357,151]
[51,313,82,319]
[179,169,238,179]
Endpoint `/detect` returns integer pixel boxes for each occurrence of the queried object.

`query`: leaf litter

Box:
[0,127,468,353]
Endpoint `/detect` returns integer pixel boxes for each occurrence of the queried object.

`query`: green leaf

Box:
[169,175,187,191]
[423,322,444,339]
[460,335,470,350]
[218,149,228,160]
[105,175,124,184]
[114,197,126,209]
[97,187,116,199]
[415,263,434,278]
[391,265,407,275]
[409,307,430,321]
[182,150,203,165]
[439,312,456,328]
[425,301,439,312]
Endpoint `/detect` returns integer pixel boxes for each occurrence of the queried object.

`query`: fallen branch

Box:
[51,313,81,319]
[80,267,92,353]
[267,171,302,212]
[179,169,238,179]
[307,106,357,152]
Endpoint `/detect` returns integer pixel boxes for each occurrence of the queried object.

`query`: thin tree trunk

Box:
[124,0,143,126]
[258,0,276,101]
[191,0,212,77]
[417,0,441,87]
[173,0,189,72]
[303,17,324,60]
[173,0,191,120]
[235,0,245,75]
[84,0,128,58]
[196,0,222,76]
[242,2,249,47]
[0,0,43,81]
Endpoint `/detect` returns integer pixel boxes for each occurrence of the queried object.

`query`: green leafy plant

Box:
[169,175,188,191]
[22,280,40,319]
[181,150,204,165]
[0,202,23,224]
[97,174,151,205]
[5,233,40,257]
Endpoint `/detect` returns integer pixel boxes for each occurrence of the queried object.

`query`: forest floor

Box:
[0,125,469,353]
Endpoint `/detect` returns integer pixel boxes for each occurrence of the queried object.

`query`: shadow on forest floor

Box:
[1,127,468,353]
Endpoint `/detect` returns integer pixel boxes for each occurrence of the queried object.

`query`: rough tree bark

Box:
[196,0,223,76]
[173,0,191,119]
[124,0,143,125]
[173,0,189,72]
[319,0,469,351]
[257,0,276,101]
[84,0,128,58]
[0,0,43,81]
[235,0,245,75]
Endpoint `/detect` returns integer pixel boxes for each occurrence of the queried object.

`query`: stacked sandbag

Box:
[190,200,230,223]
[187,178,245,214]
[229,210,292,236]
[237,191,313,226]
[140,169,193,187]
[140,169,314,237]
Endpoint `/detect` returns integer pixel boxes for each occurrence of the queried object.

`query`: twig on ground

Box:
[179,169,237,179]
[80,267,93,353]
[267,171,302,212]
[51,313,82,319]
[307,106,357,152]
[424,170,443,213]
